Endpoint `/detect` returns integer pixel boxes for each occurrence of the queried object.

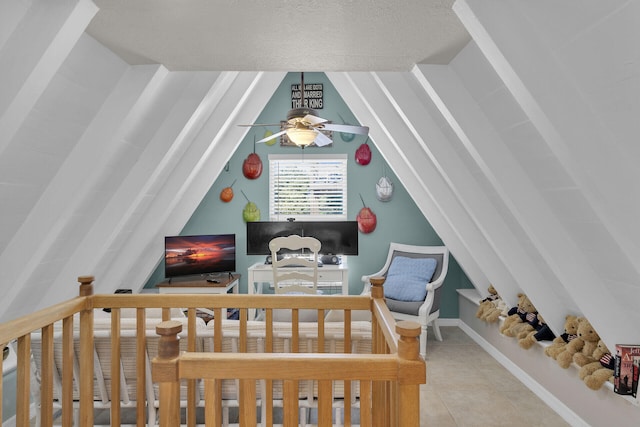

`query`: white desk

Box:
[247,262,348,295]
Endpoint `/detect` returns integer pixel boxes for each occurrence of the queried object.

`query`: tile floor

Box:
[422,327,570,427]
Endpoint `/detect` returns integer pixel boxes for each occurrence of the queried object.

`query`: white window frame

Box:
[269,153,348,221]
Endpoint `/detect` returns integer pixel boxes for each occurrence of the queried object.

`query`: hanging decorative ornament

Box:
[241,190,261,222]
[219,179,236,203]
[242,136,263,179]
[355,137,372,166]
[263,129,277,146]
[356,193,377,234]
[375,165,394,202]
[338,113,356,142]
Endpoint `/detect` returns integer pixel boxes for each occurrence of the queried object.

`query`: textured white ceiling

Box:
[87,0,470,71]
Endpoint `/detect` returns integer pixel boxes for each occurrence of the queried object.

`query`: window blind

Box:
[269,154,347,221]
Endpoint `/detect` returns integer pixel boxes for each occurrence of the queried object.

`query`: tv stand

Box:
[156,274,240,294]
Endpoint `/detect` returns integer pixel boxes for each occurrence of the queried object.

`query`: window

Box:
[269,154,347,221]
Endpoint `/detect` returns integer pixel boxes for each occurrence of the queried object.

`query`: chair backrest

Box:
[385,243,449,313]
[269,234,321,295]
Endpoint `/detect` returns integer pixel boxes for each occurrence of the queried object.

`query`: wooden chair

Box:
[269,234,322,295]
[361,243,449,356]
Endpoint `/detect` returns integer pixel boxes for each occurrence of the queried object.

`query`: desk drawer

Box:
[317,271,344,282]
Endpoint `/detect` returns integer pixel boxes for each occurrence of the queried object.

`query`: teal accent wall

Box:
[145,72,473,318]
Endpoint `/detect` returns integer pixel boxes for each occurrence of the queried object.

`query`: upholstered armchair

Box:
[362,243,449,356]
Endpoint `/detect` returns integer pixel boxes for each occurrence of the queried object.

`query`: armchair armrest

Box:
[360,273,382,295]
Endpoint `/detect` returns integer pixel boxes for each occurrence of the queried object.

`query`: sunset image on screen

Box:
[165,234,236,277]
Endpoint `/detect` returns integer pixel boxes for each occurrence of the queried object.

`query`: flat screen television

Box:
[246,221,358,256]
[302,221,359,255]
[164,234,236,279]
[246,222,303,255]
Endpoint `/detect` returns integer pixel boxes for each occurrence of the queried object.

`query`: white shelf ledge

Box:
[457,288,640,426]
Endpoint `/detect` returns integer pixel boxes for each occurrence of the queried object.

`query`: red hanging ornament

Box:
[356,194,377,234]
[355,137,372,166]
[242,137,262,179]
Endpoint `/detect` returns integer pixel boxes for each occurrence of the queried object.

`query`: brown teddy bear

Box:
[476,285,499,319]
[544,314,579,359]
[499,294,524,334]
[476,285,508,323]
[485,297,509,323]
[499,294,539,339]
[572,319,602,367]
[556,317,600,369]
[518,314,556,349]
[579,340,615,390]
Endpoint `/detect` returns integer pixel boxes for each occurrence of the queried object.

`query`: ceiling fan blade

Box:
[303,114,328,126]
[256,130,286,143]
[320,123,369,135]
[314,131,333,147]
[238,123,282,127]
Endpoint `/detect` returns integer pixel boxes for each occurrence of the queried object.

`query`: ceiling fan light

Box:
[286,127,316,146]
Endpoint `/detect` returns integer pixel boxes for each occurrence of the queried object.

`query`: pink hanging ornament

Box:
[355,137,372,166]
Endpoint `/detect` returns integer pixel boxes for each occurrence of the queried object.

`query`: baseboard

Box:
[435,317,460,327]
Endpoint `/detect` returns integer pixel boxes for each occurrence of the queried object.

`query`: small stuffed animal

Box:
[500,294,538,339]
[572,319,602,367]
[476,285,508,323]
[518,314,556,349]
[556,317,600,369]
[499,294,526,333]
[544,315,579,359]
[484,297,509,323]
[579,340,615,390]
[476,285,499,319]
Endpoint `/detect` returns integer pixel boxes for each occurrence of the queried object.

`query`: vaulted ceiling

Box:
[1,0,639,355]
[86,0,470,71]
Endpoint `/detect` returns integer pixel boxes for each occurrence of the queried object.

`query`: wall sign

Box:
[291,83,323,109]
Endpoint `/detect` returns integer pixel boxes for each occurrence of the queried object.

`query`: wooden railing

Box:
[0,276,425,426]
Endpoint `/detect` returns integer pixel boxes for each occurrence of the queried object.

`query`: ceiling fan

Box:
[239,72,369,147]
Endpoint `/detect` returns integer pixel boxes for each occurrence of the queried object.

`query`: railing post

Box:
[78,275,94,426]
[369,276,385,299]
[78,275,94,297]
[152,320,183,427]
[395,320,426,427]
[369,277,387,425]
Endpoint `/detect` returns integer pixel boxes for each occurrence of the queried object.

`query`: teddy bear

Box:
[484,297,509,323]
[544,314,579,359]
[556,317,600,369]
[498,294,523,333]
[476,285,509,323]
[572,318,602,367]
[579,340,615,390]
[518,314,556,349]
[476,284,499,319]
[499,293,539,339]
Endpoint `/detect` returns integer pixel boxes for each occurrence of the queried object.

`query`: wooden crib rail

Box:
[0,276,425,426]
[152,317,424,427]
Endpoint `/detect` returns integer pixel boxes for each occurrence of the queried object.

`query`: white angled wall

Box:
[333,0,640,353]
[451,0,640,350]
[0,1,285,319]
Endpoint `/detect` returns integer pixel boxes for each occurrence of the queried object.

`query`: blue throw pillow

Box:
[383,256,437,302]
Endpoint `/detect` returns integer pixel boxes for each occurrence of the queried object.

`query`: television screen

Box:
[164,234,236,278]
[302,221,359,255]
[246,221,358,256]
[246,222,303,255]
